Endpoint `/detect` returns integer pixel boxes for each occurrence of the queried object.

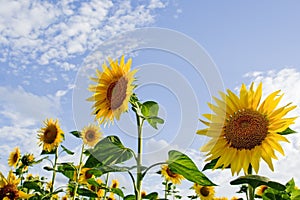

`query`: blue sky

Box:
[1,0,300,198]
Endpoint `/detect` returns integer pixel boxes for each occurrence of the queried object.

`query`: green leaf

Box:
[230,175,286,191]
[143,192,158,199]
[23,181,42,192]
[77,187,98,197]
[124,195,136,200]
[278,127,297,135]
[84,154,102,168]
[141,101,159,117]
[89,165,130,177]
[286,178,296,193]
[167,150,216,186]
[85,136,134,167]
[141,101,164,129]
[147,116,164,129]
[111,188,124,198]
[70,130,81,138]
[202,157,230,171]
[57,163,76,180]
[61,145,74,155]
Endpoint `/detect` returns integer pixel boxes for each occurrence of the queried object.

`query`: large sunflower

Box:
[87,55,137,125]
[38,118,64,152]
[8,147,20,168]
[193,183,215,200]
[197,82,297,175]
[81,124,102,147]
[0,170,33,199]
[161,164,184,184]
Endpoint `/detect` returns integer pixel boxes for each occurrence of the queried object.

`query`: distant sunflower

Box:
[213,198,228,200]
[161,165,184,184]
[79,168,94,184]
[38,118,64,152]
[88,179,104,198]
[81,124,102,147]
[87,55,137,125]
[8,147,20,168]
[110,179,119,188]
[0,170,33,199]
[255,185,268,196]
[107,192,116,200]
[21,153,35,166]
[193,183,215,200]
[197,82,297,175]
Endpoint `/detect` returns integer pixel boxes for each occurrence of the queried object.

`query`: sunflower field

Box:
[1,56,300,200]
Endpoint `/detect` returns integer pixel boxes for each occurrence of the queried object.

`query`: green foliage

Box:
[278,127,297,135]
[167,150,216,186]
[61,145,74,155]
[141,101,164,129]
[70,130,81,138]
[85,135,134,167]
[262,179,300,200]
[230,175,286,191]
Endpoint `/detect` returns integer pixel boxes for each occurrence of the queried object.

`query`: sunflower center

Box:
[224,109,268,150]
[85,130,95,142]
[85,170,93,179]
[166,167,177,178]
[13,153,19,163]
[0,184,19,199]
[44,125,58,144]
[107,77,128,110]
[200,186,210,197]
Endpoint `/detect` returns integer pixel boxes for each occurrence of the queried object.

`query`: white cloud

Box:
[0,0,167,71]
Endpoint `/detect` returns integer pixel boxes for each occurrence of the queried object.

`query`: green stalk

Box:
[72,144,85,200]
[103,173,110,200]
[248,165,254,200]
[164,180,168,200]
[50,148,59,195]
[136,115,144,200]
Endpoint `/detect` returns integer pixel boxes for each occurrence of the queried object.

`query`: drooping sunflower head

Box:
[87,55,137,125]
[38,118,64,152]
[255,185,268,196]
[8,147,20,168]
[197,82,297,175]
[21,153,35,166]
[193,183,215,200]
[79,168,94,184]
[0,170,33,200]
[161,164,184,184]
[81,124,102,147]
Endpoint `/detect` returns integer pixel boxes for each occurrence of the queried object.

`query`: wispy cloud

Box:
[0,0,167,72]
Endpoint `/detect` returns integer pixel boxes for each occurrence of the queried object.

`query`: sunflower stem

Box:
[247,165,255,200]
[50,147,58,195]
[164,180,168,199]
[136,114,144,200]
[72,143,85,200]
[103,172,110,200]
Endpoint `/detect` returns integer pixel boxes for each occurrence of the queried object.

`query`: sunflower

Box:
[21,153,35,166]
[88,178,104,198]
[197,82,297,175]
[107,192,116,200]
[110,179,119,188]
[79,168,94,184]
[8,147,20,168]
[0,170,33,199]
[255,185,268,196]
[161,164,184,184]
[81,124,102,147]
[87,55,137,125]
[213,198,228,200]
[193,183,215,200]
[38,118,64,152]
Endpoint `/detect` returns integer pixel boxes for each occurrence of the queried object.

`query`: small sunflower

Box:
[61,195,69,200]
[81,124,102,147]
[87,55,137,125]
[88,178,104,198]
[38,118,64,152]
[8,147,21,168]
[255,185,268,196]
[198,82,297,175]
[79,168,94,184]
[161,165,184,184]
[230,197,242,200]
[141,191,147,198]
[0,170,33,199]
[22,153,34,165]
[110,179,119,188]
[107,192,116,200]
[193,183,215,200]
[213,198,228,200]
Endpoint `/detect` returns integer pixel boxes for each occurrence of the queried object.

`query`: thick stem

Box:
[248,165,255,200]
[50,148,59,195]
[136,115,144,200]
[72,144,85,200]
